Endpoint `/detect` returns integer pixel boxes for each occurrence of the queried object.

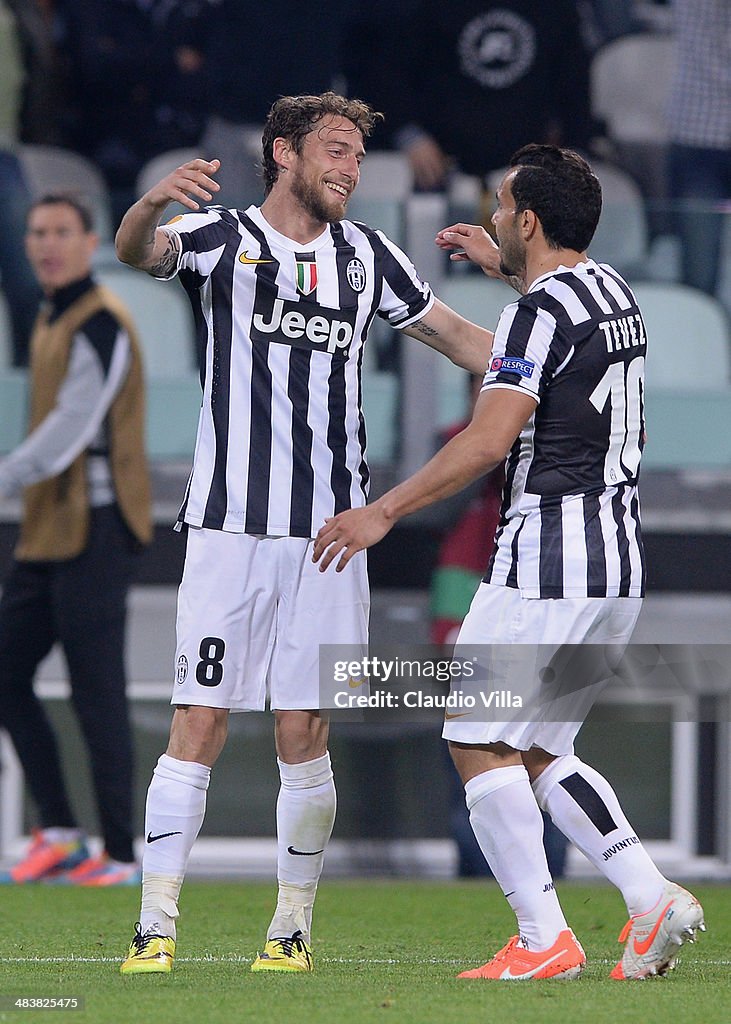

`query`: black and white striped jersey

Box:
[483,259,647,599]
[162,205,433,537]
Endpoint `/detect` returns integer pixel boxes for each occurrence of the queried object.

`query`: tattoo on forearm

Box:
[148,235,180,277]
[507,274,527,295]
[412,320,439,338]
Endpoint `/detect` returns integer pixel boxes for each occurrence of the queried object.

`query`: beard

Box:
[498,237,526,280]
[290,166,346,224]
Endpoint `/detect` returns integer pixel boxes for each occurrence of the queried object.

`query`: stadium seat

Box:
[435,277,516,426]
[348,152,413,246]
[642,391,731,468]
[590,32,675,203]
[362,369,399,464]
[631,281,731,390]
[589,160,650,274]
[18,144,114,242]
[94,263,196,378]
[591,33,675,148]
[145,374,201,460]
[356,151,414,202]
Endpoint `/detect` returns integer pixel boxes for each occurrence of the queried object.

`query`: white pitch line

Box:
[0,956,726,966]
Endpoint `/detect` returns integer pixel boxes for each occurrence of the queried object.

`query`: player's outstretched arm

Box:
[403,298,493,375]
[115,158,221,275]
[313,387,536,572]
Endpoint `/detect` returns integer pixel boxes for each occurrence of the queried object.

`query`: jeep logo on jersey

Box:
[346,257,366,293]
[252,298,355,355]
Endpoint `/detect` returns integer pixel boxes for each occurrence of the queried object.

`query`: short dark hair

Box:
[27,193,94,232]
[261,91,383,195]
[507,144,602,252]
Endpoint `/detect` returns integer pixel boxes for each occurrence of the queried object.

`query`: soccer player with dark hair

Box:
[314,144,705,981]
[115,92,493,974]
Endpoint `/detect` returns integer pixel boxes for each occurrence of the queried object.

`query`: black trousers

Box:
[0,506,141,862]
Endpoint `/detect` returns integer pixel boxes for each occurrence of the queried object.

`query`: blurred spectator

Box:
[0,1,43,365]
[346,1,595,192]
[666,0,731,299]
[0,193,152,886]
[200,0,344,206]
[5,0,75,145]
[61,0,210,227]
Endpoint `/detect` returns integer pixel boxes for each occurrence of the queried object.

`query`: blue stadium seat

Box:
[631,281,731,390]
[146,375,201,460]
[436,277,516,427]
[362,369,399,464]
[18,144,114,242]
[94,263,196,379]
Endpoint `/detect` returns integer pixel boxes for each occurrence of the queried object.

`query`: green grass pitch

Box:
[0,881,727,1024]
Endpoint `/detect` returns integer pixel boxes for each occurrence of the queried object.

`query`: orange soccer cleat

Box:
[458,928,586,981]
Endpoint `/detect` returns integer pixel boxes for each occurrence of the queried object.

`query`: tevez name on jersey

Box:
[160,205,433,538]
[483,260,647,599]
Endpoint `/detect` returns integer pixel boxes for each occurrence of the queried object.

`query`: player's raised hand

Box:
[143,158,222,212]
[435,223,502,277]
[313,505,394,573]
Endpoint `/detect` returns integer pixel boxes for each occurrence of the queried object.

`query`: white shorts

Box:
[442,583,642,755]
[173,528,369,711]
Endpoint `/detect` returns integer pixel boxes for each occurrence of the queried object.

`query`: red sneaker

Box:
[52,853,141,887]
[0,830,88,884]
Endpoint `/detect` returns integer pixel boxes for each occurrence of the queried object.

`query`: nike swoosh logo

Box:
[444,710,470,720]
[633,901,673,955]
[287,845,324,856]
[500,949,565,979]
[146,830,183,844]
[239,251,275,265]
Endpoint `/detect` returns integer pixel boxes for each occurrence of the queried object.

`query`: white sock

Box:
[465,765,568,951]
[532,755,665,916]
[139,754,210,938]
[268,752,336,942]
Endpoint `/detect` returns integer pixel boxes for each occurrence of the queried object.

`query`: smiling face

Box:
[25,201,97,294]
[287,115,364,224]
[491,170,526,280]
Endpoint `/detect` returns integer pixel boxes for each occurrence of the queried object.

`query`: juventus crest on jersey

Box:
[161,205,433,538]
[483,260,647,599]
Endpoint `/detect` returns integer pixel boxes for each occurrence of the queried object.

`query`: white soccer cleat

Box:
[610,881,705,979]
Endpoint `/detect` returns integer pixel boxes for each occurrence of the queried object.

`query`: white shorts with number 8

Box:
[173,527,369,711]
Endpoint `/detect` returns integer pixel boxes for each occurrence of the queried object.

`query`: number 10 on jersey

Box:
[589,355,644,485]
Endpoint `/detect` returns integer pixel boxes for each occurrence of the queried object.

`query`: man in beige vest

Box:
[0,194,152,886]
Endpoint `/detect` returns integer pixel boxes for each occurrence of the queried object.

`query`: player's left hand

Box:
[313,505,393,572]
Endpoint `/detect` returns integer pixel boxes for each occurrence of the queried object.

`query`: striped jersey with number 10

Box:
[483,259,647,599]
[160,205,433,537]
